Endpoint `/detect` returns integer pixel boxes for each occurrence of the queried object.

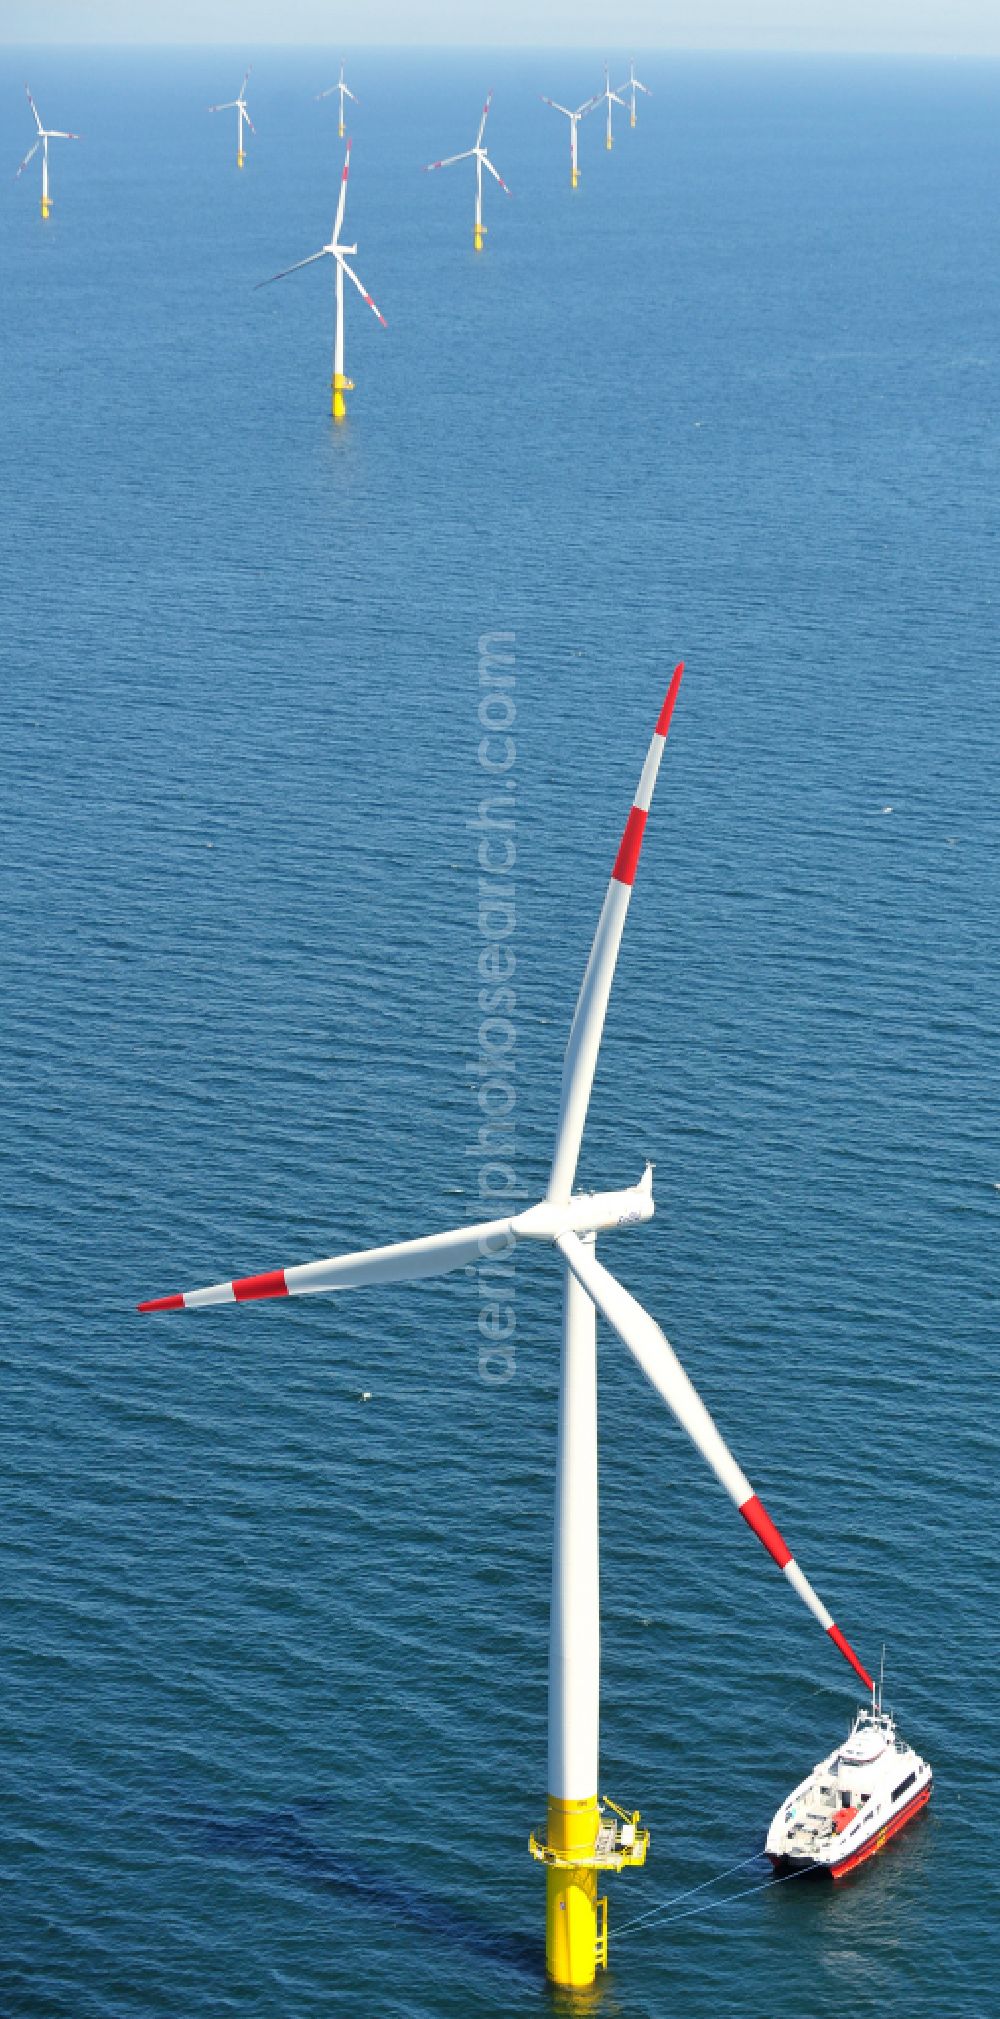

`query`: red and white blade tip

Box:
[740,1492,874,1690]
[139,1268,289,1313]
[609,662,684,889]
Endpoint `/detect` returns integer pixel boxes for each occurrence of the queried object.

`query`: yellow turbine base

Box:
[237,153,245,169]
[544,1795,601,1988]
[331,372,355,421]
[571,168,579,188]
[41,198,51,218]
[606,135,613,151]
[474,224,485,250]
[339,122,345,139]
[631,113,637,128]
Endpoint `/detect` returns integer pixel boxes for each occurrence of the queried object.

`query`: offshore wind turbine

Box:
[209,68,254,169]
[595,61,628,151]
[315,58,358,140]
[255,140,386,422]
[138,666,874,1989]
[619,58,651,128]
[423,92,510,252]
[540,92,598,189]
[16,86,79,220]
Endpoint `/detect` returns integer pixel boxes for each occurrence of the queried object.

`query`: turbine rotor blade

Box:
[557,1234,874,1691]
[546,664,685,1204]
[542,97,573,117]
[254,248,329,288]
[334,138,351,239]
[338,255,388,327]
[25,85,43,132]
[476,92,492,147]
[243,112,256,135]
[423,148,475,171]
[482,153,510,194]
[15,139,40,177]
[138,1214,517,1310]
[315,85,337,100]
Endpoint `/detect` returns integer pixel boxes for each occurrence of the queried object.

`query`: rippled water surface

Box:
[2,45,998,2019]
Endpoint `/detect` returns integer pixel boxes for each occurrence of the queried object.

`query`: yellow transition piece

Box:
[545,1795,601,1988]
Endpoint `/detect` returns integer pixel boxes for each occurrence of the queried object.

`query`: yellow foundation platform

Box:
[41,197,51,218]
[331,371,355,420]
[530,1795,649,1988]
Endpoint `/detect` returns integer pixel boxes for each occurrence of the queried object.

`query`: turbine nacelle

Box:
[513,1168,654,1244]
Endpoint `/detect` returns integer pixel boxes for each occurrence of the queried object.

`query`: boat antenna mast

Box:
[876,1643,886,1713]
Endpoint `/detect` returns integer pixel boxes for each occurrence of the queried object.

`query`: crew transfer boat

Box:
[766,1706,932,1879]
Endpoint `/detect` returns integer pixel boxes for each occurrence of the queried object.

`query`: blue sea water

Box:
[1,42,998,2019]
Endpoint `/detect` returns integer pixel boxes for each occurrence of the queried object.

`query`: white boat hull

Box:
[766,1707,932,1880]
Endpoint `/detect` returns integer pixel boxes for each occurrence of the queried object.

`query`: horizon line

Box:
[2,40,999,56]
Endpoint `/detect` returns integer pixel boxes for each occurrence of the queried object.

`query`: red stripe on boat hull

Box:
[829,1782,932,1880]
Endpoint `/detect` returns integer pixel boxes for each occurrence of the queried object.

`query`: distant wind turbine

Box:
[596,62,628,151]
[540,93,598,189]
[315,58,358,140]
[423,92,510,252]
[209,68,254,170]
[16,85,79,220]
[255,140,386,422]
[619,59,651,129]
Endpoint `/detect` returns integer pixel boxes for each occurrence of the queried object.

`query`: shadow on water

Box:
[164,1799,541,1985]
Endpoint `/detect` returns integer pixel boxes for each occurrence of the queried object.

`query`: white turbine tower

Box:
[209,68,254,170]
[619,58,651,129]
[255,140,386,422]
[596,61,628,151]
[423,92,510,252]
[315,58,358,140]
[16,85,79,220]
[540,92,598,190]
[138,666,875,1989]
